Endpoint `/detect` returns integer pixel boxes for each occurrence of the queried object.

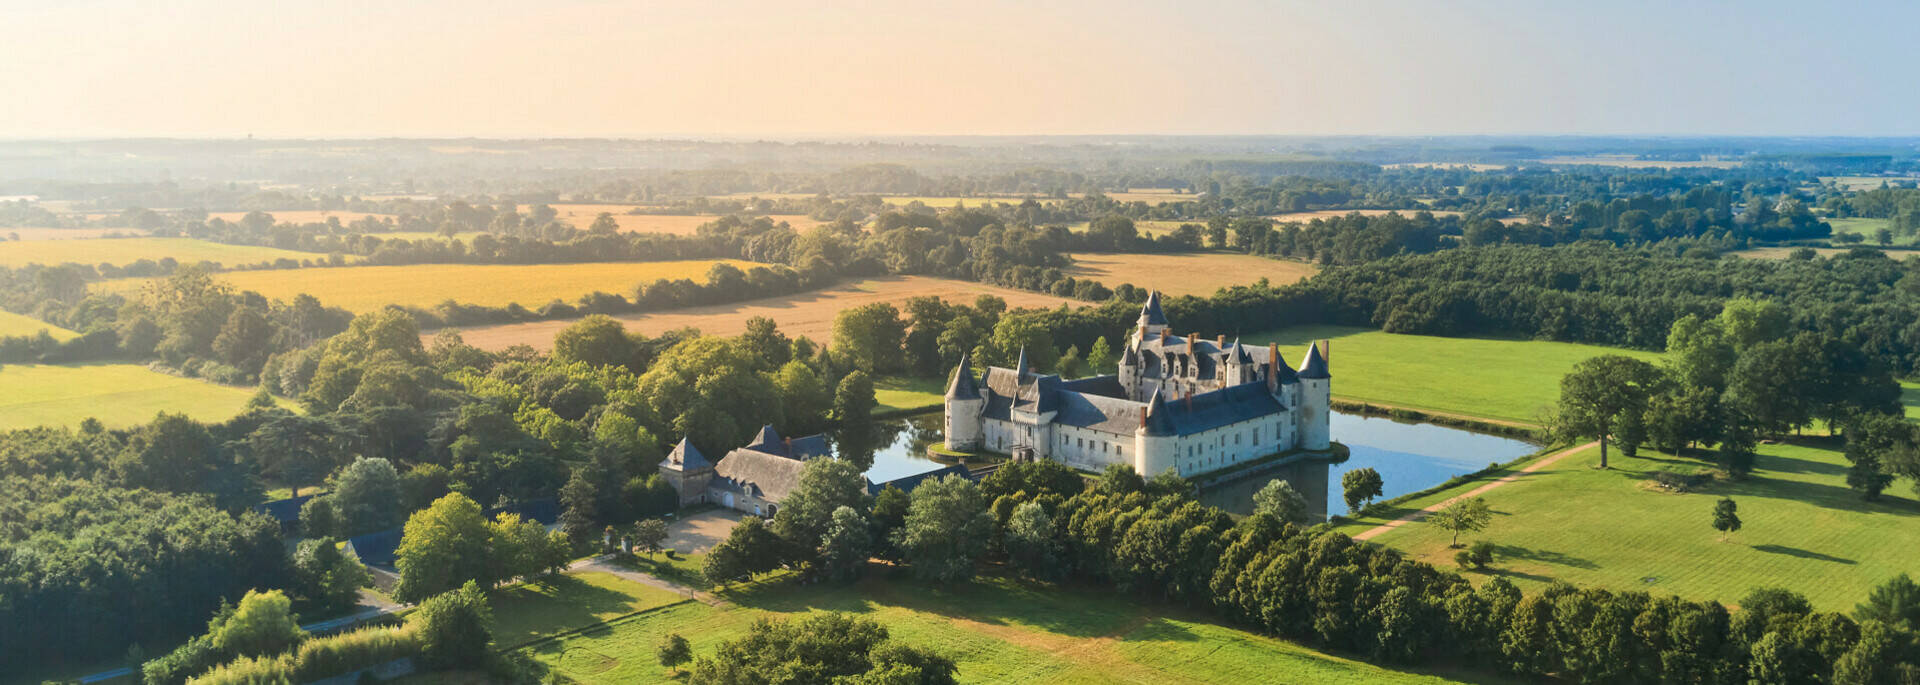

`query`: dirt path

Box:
[1352,440,1598,542]
[570,556,726,607]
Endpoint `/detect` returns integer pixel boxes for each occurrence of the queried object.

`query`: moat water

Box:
[843,411,1538,521]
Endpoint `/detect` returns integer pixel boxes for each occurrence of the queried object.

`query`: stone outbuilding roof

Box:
[660,437,712,471]
[711,448,810,502]
[742,424,830,460]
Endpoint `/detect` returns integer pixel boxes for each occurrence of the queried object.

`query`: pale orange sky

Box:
[1,0,1914,137]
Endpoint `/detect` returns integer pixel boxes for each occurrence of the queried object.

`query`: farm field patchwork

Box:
[0,237,329,268]
[0,363,268,430]
[1243,325,1663,425]
[0,310,75,339]
[1335,440,1920,611]
[437,275,1078,351]
[1066,251,1317,297]
[514,574,1493,685]
[98,259,755,313]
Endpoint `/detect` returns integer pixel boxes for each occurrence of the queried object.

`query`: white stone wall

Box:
[944,398,983,450]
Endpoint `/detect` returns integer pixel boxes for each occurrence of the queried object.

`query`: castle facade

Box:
[944,291,1331,477]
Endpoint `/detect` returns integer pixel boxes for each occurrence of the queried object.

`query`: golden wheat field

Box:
[435,275,1079,350]
[1066,251,1318,297]
[0,237,329,268]
[96,259,757,312]
[525,205,828,235]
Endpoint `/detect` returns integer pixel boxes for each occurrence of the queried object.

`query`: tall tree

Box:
[833,370,876,426]
[394,493,493,603]
[1428,497,1493,548]
[1554,355,1664,468]
[831,303,907,374]
[1711,497,1742,541]
[898,474,991,583]
[1252,479,1310,525]
[1341,468,1384,513]
[329,456,404,536]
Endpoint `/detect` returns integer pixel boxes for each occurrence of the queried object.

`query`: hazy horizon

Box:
[4,0,1916,139]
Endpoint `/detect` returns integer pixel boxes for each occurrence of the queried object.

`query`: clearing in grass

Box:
[1244,325,1663,425]
[436,275,1078,351]
[0,237,329,269]
[98,259,756,313]
[0,310,75,340]
[1067,251,1317,298]
[1338,439,1920,611]
[0,363,268,430]
[517,573,1494,685]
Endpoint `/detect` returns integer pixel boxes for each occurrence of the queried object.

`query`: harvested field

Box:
[1066,251,1317,297]
[97,259,755,313]
[1726,246,1895,260]
[0,227,149,240]
[437,276,1079,351]
[207,210,394,225]
[0,237,329,268]
[1103,189,1196,204]
[1267,209,1463,222]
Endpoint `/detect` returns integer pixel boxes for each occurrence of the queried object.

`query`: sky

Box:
[1,0,1915,138]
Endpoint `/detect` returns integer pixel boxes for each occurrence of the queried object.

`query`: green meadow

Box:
[874,375,946,414]
[1245,325,1664,425]
[0,363,267,430]
[1335,440,1920,611]
[509,573,1498,685]
[0,310,75,340]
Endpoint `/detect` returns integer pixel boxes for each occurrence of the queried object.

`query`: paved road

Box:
[1352,440,1598,541]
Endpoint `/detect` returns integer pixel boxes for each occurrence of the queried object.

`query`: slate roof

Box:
[1298,343,1330,379]
[660,437,712,471]
[1054,388,1150,434]
[1015,374,1063,414]
[867,464,971,496]
[742,425,831,460]
[344,528,404,567]
[1138,291,1168,326]
[945,355,980,400]
[712,448,810,502]
[1158,383,1287,435]
[254,493,319,526]
[747,425,782,449]
[1141,389,1177,436]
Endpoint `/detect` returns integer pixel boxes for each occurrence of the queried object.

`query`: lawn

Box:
[1243,325,1662,425]
[875,375,945,414]
[1825,217,1910,245]
[0,237,328,268]
[0,310,75,339]
[1067,251,1318,297]
[0,363,268,430]
[488,572,687,649]
[1337,440,1920,611]
[518,573,1497,684]
[97,259,757,313]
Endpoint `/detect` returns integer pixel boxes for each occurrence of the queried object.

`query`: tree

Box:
[1087,336,1114,375]
[632,518,669,559]
[833,369,876,425]
[293,538,372,615]
[1003,501,1061,580]
[770,360,831,435]
[1844,412,1911,501]
[394,493,493,603]
[330,456,403,536]
[1554,355,1663,468]
[1855,573,1920,631]
[1716,298,1790,352]
[703,516,783,587]
[1711,497,1741,540]
[687,612,953,685]
[831,303,907,374]
[1252,479,1310,525]
[1428,496,1492,548]
[300,496,339,538]
[817,505,871,581]
[247,412,354,498]
[897,474,991,583]
[869,484,911,561]
[1341,468,1384,513]
[552,314,638,369]
[558,466,600,546]
[410,581,493,669]
[211,589,304,658]
[771,458,870,560]
[657,633,693,674]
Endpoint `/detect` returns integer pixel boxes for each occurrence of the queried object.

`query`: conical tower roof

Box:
[747,424,782,448]
[1141,388,1177,436]
[1015,346,1030,379]
[1297,343,1330,379]
[1138,291,1168,326]
[945,355,980,400]
[661,437,711,471]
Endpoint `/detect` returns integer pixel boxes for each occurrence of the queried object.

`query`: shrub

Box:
[141,634,228,685]
[187,625,419,685]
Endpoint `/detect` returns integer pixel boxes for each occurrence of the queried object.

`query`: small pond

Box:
[1200,411,1539,519]
[833,413,958,484]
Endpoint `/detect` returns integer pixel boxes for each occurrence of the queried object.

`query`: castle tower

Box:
[1295,342,1331,450]
[1117,344,1140,398]
[657,437,714,506]
[1133,388,1178,477]
[944,355,985,451]
[1136,291,1169,339]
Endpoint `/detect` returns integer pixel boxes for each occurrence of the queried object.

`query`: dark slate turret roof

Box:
[661,437,712,471]
[1121,345,1138,366]
[1298,343,1330,379]
[1142,389,1177,436]
[747,424,781,449]
[1138,291,1168,326]
[1015,346,1030,379]
[1272,355,1299,384]
[1231,338,1254,363]
[945,355,980,400]
[1015,374,1063,414]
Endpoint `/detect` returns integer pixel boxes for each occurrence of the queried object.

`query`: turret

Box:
[1014,346,1031,381]
[1117,343,1140,396]
[944,355,985,452]
[1136,291,1169,339]
[1134,388,1178,476]
[658,437,714,506]
[1295,342,1331,451]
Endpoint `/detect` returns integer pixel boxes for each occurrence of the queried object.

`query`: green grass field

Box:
[0,310,75,340]
[1244,325,1663,425]
[0,237,328,268]
[96,259,755,313]
[875,375,946,414]
[517,573,1496,684]
[489,572,687,648]
[0,363,266,430]
[1335,440,1920,611]
[1825,217,1912,245]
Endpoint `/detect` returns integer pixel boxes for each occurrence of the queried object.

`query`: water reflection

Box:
[1202,411,1538,519]
[832,414,956,483]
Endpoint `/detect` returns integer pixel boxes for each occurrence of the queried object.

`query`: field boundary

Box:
[1351,440,1596,541]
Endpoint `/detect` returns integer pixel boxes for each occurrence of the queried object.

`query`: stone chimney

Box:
[1184,390,1193,410]
[1216,334,1225,346]
[1267,343,1280,393]
[1186,334,1195,357]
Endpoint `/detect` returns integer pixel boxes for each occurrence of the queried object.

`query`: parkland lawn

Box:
[1245,325,1664,425]
[875,375,946,414]
[509,573,1500,685]
[1335,439,1920,611]
[0,363,269,430]
[0,310,75,339]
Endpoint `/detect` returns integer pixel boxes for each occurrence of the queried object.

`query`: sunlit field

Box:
[0,310,76,340]
[0,363,267,430]
[1066,251,1318,297]
[0,237,328,268]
